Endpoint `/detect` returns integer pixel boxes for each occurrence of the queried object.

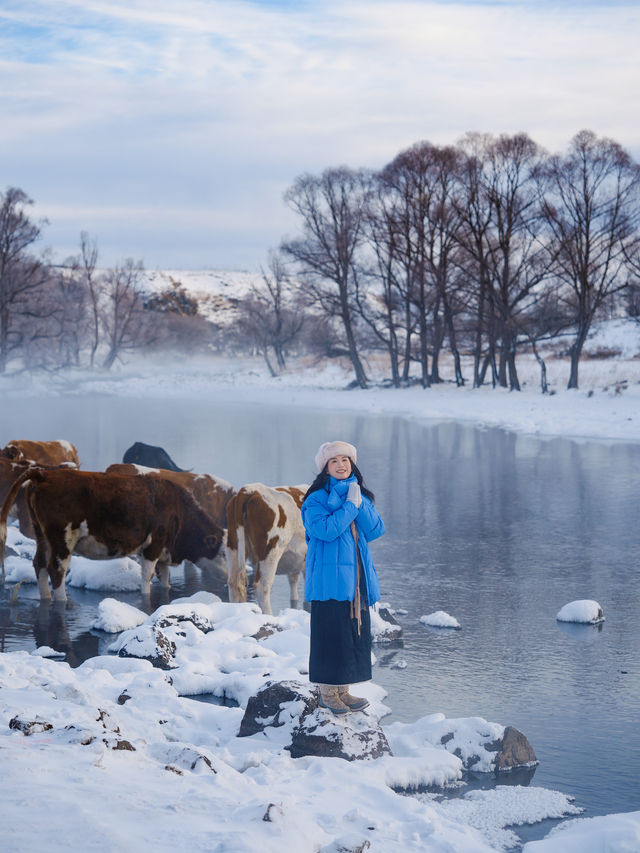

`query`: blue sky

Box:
[1,0,638,270]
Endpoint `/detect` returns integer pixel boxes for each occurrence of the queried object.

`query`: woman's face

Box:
[327,455,352,479]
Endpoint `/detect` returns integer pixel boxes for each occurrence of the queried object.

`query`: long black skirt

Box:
[308,573,372,686]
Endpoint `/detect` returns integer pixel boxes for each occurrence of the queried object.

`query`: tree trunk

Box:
[263,348,277,377]
[419,310,430,388]
[531,341,549,394]
[102,346,118,370]
[341,302,368,388]
[402,296,412,382]
[429,304,445,384]
[0,302,8,373]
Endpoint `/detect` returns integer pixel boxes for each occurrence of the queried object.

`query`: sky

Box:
[1,0,639,271]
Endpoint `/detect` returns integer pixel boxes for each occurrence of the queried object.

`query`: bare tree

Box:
[282,167,370,388]
[361,176,406,387]
[77,232,101,368]
[518,287,573,393]
[100,258,152,369]
[540,130,640,389]
[0,187,48,372]
[237,251,305,375]
[454,134,498,388]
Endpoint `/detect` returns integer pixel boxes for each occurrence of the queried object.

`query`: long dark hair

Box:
[303,461,375,503]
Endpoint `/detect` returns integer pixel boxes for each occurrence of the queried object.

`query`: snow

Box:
[91,598,148,633]
[556,600,605,625]
[0,594,586,852]
[67,556,143,591]
[418,786,583,851]
[420,610,462,629]
[522,810,640,852]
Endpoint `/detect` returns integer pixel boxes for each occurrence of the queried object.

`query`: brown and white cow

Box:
[105,464,236,531]
[0,468,223,600]
[0,440,80,538]
[0,456,33,534]
[226,483,308,615]
[1,439,80,468]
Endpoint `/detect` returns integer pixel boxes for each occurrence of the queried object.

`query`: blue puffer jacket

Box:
[302,475,385,605]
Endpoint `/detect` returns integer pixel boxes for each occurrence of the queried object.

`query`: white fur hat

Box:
[314,440,357,473]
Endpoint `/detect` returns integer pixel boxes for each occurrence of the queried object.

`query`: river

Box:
[1,394,638,845]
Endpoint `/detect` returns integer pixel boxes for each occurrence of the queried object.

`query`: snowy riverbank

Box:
[4,591,639,853]
[2,326,640,445]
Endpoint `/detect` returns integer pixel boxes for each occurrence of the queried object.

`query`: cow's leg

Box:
[50,521,86,602]
[287,571,301,609]
[33,538,51,600]
[140,556,158,596]
[29,497,51,600]
[51,555,71,602]
[36,568,51,599]
[226,546,247,603]
[253,552,281,615]
[155,561,171,588]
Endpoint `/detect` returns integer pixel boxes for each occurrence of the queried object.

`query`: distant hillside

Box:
[141,269,263,324]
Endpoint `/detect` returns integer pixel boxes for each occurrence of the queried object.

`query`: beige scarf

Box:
[350,521,363,635]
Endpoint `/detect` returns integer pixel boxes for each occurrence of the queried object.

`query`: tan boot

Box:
[338,685,369,711]
[318,685,350,715]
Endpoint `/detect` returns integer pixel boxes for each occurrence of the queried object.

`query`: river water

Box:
[1,395,639,844]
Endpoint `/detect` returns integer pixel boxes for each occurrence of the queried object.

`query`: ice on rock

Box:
[556,600,604,624]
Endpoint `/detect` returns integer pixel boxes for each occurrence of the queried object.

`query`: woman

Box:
[301,440,385,715]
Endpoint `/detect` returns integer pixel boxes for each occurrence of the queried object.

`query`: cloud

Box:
[1,0,638,268]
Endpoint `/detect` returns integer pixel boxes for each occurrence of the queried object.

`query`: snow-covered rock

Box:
[32,646,66,659]
[91,598,147,633]
[371,605,403,642]
[289,708,392,761]
[385,714,537,774]
[419,610,462,630]
[556,600,605,624]
[238,680,318,737]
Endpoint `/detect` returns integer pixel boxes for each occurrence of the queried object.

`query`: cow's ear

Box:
[205,533,221,547]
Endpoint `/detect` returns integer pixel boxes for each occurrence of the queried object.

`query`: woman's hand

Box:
[347,481,362,508]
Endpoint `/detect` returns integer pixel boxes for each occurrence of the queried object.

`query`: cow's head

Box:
[1,445,21,461]
[203,530,223,559]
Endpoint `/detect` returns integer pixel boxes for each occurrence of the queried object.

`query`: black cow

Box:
[122,442,185,472]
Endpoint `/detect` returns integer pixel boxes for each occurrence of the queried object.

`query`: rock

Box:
[238,680,318,737]
[556,599,605,625]
[288,709,392,761]
[371,607,403,644]
[252,623,284,641]
[117,625,177,670]
[419,610,461,630]
[9,715,53,735]
[154,611,214,634]
[239,679,392,762]
[485,726,537,772]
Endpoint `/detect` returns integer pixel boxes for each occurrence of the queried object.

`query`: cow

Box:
[1,439,80,538]
[122,442,185,472]
[1,439,80,468]
[225,483,308,615]
[0,456,33,535]
[105,463,236,531]
[0,468,223,600]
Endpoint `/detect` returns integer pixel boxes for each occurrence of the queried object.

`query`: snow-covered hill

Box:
[142,269,262,323]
